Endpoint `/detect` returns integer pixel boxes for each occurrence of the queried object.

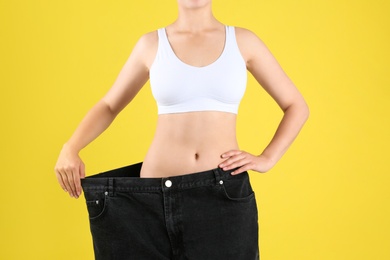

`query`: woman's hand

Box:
[219,150,275,175]
[54,144,85,198]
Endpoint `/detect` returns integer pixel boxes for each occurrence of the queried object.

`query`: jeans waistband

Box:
[81,162,241,193]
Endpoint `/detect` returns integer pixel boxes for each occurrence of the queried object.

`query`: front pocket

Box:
[217,172,255,202]
[84,191,109,220]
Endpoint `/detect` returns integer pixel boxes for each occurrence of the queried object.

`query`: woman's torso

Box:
[140,112,239,177]
[139,23,246,177]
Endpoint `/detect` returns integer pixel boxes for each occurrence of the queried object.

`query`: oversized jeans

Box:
[81,162,259,260]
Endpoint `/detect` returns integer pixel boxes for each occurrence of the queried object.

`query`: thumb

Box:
[79,162,86,179]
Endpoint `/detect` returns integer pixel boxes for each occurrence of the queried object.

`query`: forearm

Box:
[260,101,309,165]
[64,99,118,153]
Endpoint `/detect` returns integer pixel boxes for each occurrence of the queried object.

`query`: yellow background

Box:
[1,0,389,259]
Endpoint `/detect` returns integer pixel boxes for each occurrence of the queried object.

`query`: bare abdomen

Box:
[140,111,239,177]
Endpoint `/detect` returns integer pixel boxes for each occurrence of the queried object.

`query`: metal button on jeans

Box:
[165,180,172,188]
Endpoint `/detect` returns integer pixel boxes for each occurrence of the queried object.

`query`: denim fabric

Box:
[81,162,259,260]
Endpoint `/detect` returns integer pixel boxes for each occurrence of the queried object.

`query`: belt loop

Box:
[213,168,221,184]
[108,178,114,196]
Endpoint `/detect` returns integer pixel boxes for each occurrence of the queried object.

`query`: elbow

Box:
[284,99,310,122]
[99,99,121,118]
[301,100,310,122]
[298,100,310,125]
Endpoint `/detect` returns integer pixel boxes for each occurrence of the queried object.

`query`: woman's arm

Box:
[219,28,310,174]
[55,32,157,198]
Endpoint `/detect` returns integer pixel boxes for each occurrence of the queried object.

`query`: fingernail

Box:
[219,163,224,167]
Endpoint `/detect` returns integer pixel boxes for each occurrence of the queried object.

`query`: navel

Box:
[194,153,199,160]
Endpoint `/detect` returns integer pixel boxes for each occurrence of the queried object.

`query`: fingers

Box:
[80,162,86,179]
[220,150,249,170]
[221,150,242,159]
[219,150,258,175]
[230,163,253,175]
[55,171,68,192]
[74,163,85,198]
[55,165,81,198]
[57,169,73,195]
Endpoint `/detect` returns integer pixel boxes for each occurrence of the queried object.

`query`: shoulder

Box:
[134,30,158,52]
[233,26,267,47]
[233,26,259,41]
[131,30,159,69]
[232,26,269,65]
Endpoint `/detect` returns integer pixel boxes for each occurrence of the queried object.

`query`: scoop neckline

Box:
[162,25,228,69]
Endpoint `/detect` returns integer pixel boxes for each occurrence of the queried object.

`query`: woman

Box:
[55,0,309,259]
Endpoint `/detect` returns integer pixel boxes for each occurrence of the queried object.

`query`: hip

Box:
[81,161,256,205]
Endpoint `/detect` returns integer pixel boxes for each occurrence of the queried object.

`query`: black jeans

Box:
[81,162,259,260]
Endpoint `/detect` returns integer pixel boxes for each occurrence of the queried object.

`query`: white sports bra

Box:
[149,25,247,115]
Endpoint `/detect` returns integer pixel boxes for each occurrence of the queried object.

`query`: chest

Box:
[148,26,248,114]
[165,30,226,68]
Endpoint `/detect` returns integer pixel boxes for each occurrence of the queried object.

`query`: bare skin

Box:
[55,0,309,198]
